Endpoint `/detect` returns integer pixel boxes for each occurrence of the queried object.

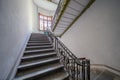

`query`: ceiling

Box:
[33,0,59,16]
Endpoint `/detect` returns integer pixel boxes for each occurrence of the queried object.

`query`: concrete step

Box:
[27,43,51,46]
[22,52,57,60]
[24,48,54,54]
[18,57,60,69]
[25,45,53,50]
[28,41,50,43]
[29,38,49,41]
[14,63,64,80]
[29,40,49,42]
[20,56,58,65]
[36,70,69,80]
[23,49,56,56]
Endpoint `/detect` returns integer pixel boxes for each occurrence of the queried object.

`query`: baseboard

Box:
[7,33,31,80]
[91,64,120,76]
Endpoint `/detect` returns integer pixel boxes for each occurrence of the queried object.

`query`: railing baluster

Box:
[47,31,90,80]
[74,60,76,80]
[87,60,90,80]
[55,37,56,50]
[82,60,85,80]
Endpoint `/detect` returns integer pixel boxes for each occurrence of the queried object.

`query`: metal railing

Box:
[51,0,65,30]
[47,31,90,80]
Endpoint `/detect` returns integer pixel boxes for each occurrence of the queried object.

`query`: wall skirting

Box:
[7,33,31,80]
[91,64,120,76]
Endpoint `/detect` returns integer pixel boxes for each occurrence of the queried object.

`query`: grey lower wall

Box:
[0,0,37,79]
[61,0,120,70]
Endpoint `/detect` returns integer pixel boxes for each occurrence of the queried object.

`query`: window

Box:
[39,13,52,31]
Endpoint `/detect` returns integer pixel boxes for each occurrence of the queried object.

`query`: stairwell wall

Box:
[32,1,39,33]
[0,0,38,79]
[61,0,120,70]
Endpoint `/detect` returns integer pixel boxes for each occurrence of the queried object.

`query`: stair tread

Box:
[28,41,50,43]
[22,52,56,59]
[18,57,59,68]
[24,48,54,53]
[37,70,68,80]
[23,51,56,56]
[15,63,64,79]
[26,45,53,49]
[27,43,51,46]
[27,43,51,45]
[20,56,58,65]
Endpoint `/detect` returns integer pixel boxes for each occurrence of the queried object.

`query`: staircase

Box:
[14,33,69,80]
[52,0,95,37]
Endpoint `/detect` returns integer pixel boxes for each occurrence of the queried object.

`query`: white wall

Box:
[61,0,120,70]
[32,1,39,33]
[0,0,37,79]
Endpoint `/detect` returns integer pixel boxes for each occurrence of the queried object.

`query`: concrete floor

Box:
[91,69,120,80]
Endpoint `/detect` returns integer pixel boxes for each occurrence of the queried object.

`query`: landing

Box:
[91,68,120,80]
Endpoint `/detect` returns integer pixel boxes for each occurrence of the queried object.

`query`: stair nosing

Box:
[15,65,64,80]
[22,52,56,59]
[24,48,54,53]
[27,43,51,45]
[18,58,59,69]
[26,45,53,49]
[28,41,50,42]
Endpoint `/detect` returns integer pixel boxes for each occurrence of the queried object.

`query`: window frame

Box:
[39,13,52,31]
